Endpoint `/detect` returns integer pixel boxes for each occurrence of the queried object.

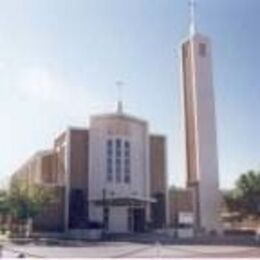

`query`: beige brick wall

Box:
[53,132,67,185]
[149,135,167,228]
[169,188,193,226]
[41,153,57,184]
[11,150,66,232]
[149,135,166,194]
[69,130,89,189]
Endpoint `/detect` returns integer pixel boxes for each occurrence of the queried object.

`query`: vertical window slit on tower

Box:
[199,42,206,57]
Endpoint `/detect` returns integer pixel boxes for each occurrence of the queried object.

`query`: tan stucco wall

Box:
[182,41,198,186]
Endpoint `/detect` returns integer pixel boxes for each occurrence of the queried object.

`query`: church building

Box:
[11,103,168,234]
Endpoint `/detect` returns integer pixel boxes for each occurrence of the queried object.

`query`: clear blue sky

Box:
[0,0,259,189]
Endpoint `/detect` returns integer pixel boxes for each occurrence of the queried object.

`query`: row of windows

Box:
[107,139,130,147]
[106,138,131,183]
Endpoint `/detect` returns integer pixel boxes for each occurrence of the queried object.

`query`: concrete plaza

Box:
[2,240,260,258]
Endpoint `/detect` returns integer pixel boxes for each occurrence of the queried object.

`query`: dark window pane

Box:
[107,147,112,159]
[125,175,130,183]
[125,149,130,157]
[116,139,121,148]
[116,149,121,157]
[199,43,206,57]
[107,173,112,182]
[116,172,121,182]
[107,139,112,147]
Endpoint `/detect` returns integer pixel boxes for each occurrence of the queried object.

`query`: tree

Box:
[8,180,55,221]
[0,190,9,216]
[223,190,240,212]
[224,170,260,218]
[7,179,56,237]
[0,190,10,233]
[235,171,260,216]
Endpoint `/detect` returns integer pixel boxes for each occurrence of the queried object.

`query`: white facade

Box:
[181,33,221,233]
[88,113,151,233]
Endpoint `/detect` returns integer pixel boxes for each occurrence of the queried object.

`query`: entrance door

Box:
[133,208,145,233]
[108,207,128,233]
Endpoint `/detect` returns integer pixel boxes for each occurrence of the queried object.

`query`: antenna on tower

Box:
[189,0,197,37]
[115,80,124,114]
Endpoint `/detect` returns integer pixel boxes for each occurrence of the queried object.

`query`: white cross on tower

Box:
[189,0,197,36]
[116,80,124,114]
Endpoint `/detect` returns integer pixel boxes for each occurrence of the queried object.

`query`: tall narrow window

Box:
[124,141,131,183]
[115,138,122,183]
[116,139,121,156]
[106,139,113,182]
[116,158,121,182]
[107,140,113,156]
